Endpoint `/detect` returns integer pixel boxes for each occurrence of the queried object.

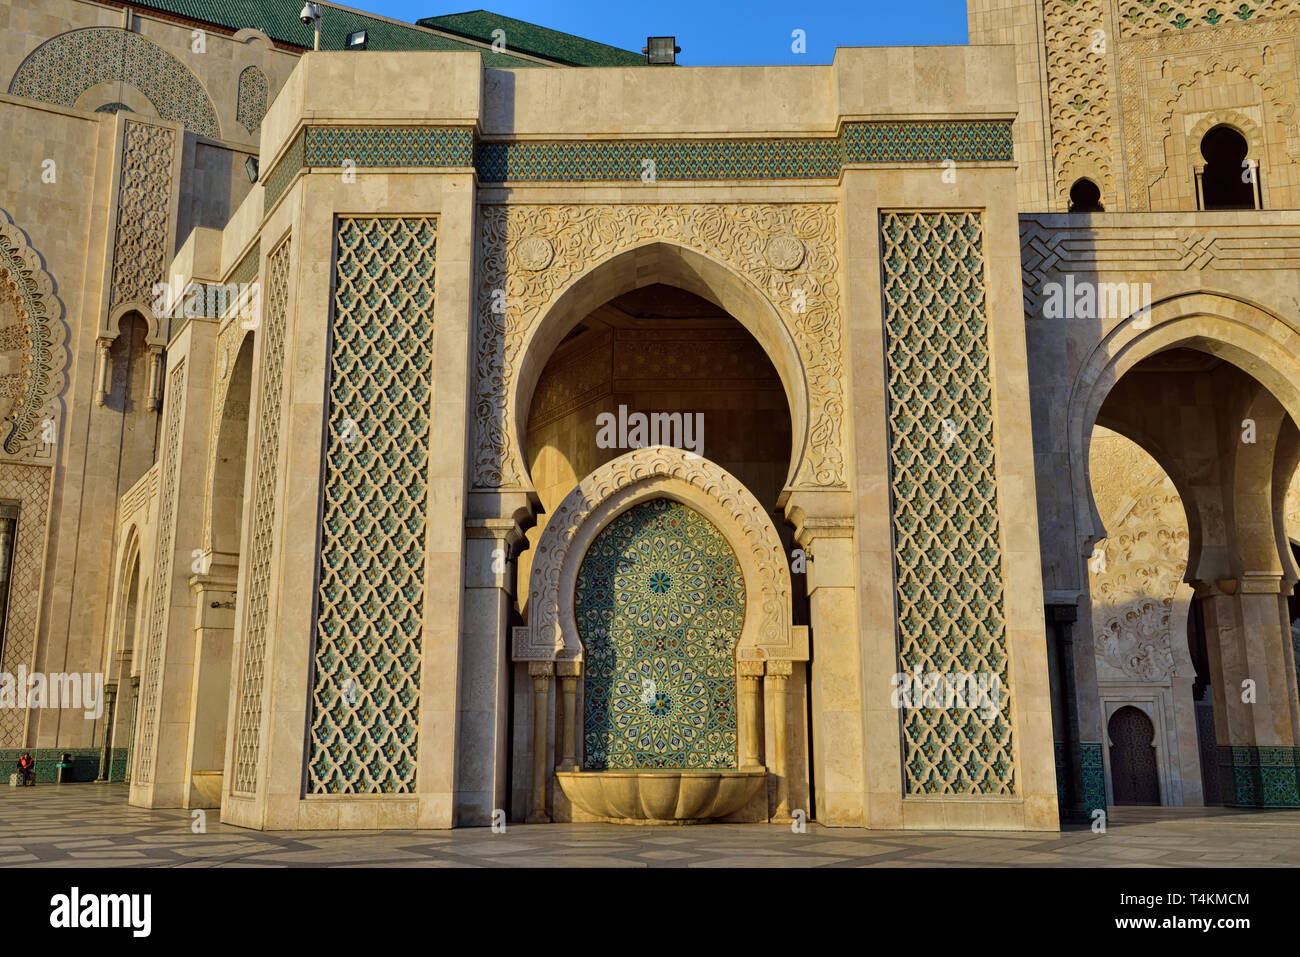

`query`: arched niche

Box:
[9,28,219,138]
[514,446,804,665]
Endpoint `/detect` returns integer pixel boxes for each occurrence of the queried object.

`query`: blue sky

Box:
[367,1,971,65]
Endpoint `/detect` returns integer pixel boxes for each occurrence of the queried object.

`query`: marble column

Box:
[767,659,793,822]
[460,502,529,825]
[94,337,112,407]
[527,661,553,823]
[738,659,765,770]
[556,660,580,772]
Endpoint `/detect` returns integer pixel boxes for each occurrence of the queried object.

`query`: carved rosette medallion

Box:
[764,235,805,271]
[516,235,554,270]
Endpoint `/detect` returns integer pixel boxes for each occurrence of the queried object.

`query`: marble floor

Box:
[1,784,1297,867]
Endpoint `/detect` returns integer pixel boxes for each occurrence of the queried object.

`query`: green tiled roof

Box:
[417,9,647,66]
[119,0,545,66]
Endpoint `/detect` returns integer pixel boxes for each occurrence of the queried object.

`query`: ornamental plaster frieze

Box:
[0,210,67,460]
[1018,216,1300,314]
[1116,18,1300,209]
[1088,430,1193,685]
[472,203,845,491]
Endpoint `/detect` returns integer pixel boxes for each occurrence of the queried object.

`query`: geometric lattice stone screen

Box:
[306,217,436,794]
[879,211,1015,796]
[577,498,744,770]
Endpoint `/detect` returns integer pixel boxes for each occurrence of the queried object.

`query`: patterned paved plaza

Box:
[1,784,1297,867]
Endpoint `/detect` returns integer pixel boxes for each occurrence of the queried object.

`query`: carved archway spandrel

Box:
[472,203,845,493]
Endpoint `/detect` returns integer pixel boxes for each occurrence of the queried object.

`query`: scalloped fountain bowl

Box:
[555,769,767,824]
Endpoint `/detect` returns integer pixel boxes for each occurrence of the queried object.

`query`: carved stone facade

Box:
[473,204,845,491]
[6,0,1299,835]
[1088,427,1204,806]
[0,210,66,458]
[986,0,1300,210]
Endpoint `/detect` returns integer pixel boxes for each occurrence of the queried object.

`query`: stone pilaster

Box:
[527,661,554,824]
[766,659,794,822]
[458,497,531,825]
[738,659,765,771]
[556,660,580,772]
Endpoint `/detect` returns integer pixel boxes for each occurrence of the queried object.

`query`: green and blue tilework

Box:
[305,126,476,169]
[262,130,306,212]
[1217,745,1300,808]
[1,748,123,784]
[306,217,436,795]
[9,28,219,138]
[578,499,744,770]
[476,136,842,181]
[1054,740,1067,807]
[880,211,1016,796]
[261,119,1012,208]
[237,66,269,135]
[225,240,260,289]
[1080,741,1106,817]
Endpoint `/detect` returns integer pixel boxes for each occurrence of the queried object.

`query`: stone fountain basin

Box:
[556,768,766,824]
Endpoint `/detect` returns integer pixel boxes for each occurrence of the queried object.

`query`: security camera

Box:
[299,2,320,25]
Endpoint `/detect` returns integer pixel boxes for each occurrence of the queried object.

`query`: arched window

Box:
[1199,125,1258,210]
[1068,178,1104,213]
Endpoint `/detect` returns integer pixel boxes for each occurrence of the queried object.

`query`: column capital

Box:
[528,661,555,679]
[766,659,794,679]
[737,660,766,678]
[1240,571,1287,595]
[464,517,528,549]
[782,490,855,546]
[1047,603,1078,625]
[556,660,581,678]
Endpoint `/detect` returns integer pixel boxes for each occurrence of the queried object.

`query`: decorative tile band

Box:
[0,748,119,784]
[305,126,475,168]
[1216,745,1300,807]
[225,240,261,289]
[1054,740,1067,807]
[306,217,436,794]
[1080,741,1106,817]
[881,211,1015,796]
[263,130,306,212]
[262,120,1013,209]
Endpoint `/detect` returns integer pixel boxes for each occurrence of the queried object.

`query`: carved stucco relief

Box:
[111,121,176,313]
[1089,428,1191,683]
[1045,0,1118,208]
[473,204,844,491]
[0,210,67,458]
[1118,20,1300,209]
[1287,464,1300,546]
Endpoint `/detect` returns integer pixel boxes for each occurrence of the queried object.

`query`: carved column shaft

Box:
[94,338,112,407]
[766,659,793,821]
[463,509,528,825]
[557,660,580,771]
[527,662,553,823]
[738,660,765,770]
[97,685,117,781]
[147,348,165,411]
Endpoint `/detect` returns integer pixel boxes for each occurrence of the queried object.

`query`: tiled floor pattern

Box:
[2,785,1298,867]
